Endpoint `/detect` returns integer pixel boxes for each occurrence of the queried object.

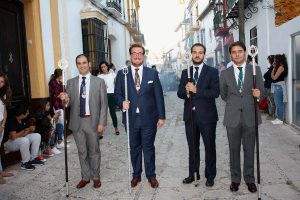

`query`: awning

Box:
[224,34,234,46]
[215,42,222,51]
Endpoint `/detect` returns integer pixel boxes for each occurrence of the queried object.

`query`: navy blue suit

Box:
[114,66,165,179]
[177,64,219,180]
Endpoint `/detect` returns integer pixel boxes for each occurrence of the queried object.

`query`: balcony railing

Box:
[107,0,122,13]
[106,0,122,17]
[214,11,229,36]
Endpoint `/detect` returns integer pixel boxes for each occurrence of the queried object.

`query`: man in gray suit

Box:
[61,54,108,189]
[220,41,264,193]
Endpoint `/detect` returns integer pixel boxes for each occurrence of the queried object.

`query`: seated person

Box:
[4,104,44,171]
[35,100,60,156]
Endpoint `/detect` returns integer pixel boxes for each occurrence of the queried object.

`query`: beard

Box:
[192,59,203,65]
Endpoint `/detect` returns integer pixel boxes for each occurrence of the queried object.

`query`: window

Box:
[200,29,205,46]
[250,26,258,62]
[81,18,108,70]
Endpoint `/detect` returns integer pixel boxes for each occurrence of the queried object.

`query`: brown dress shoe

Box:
[93,179,101,188]
[246,183,257,193]
[230,182,240,192]
[148,178,159,188]
[76,179,90,189]
[131,177,141,188]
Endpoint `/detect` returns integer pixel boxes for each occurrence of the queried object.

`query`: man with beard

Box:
[114,43,165,188]
[177,43,219,187]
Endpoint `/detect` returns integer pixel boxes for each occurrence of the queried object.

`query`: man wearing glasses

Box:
[114,43,166,188]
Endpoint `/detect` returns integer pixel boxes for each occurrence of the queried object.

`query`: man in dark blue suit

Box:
[177,43,219,187]
[114,43,165,188]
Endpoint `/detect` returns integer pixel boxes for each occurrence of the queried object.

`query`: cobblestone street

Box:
[0,91,300,200]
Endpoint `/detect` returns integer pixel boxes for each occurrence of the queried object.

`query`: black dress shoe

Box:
[246,183,257,193]
[182,175,200,184]
[205,179,214,187]
[230,182,240,192]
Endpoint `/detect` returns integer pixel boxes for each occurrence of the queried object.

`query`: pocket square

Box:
[147,80,154,84]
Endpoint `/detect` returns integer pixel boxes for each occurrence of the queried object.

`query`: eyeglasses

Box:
[131,52,144,56]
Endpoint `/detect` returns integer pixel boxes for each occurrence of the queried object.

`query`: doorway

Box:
[0,0,30,104]
[292,34,300,127]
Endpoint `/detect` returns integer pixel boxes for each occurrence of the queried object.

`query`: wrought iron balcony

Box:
[213,11,228,36]
[126,9,139,34]
[226,0,260,19]
[106,0,122,18]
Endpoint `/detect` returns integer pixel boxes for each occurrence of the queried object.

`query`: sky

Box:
[139,0,185,55]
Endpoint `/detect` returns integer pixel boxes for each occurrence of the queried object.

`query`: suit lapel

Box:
[243,64,252,93]
[196,64,208,87]
[140,66,147,95]
[89,75,95,102]
[228,66,240,93]
[128,67,137,94]
[74,76,80,101]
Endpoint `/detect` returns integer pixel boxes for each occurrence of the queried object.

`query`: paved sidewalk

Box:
[0,91,300,200]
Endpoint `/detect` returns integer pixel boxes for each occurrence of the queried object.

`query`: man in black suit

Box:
[177,43,219,187]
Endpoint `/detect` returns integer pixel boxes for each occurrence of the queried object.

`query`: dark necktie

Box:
[237,67,243,92]
[194,67,199,84]
[80,77,86,117]
[135,68,141,93]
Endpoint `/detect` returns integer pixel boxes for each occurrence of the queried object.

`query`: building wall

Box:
[21,0,47,98]
[40,0,55,88]
[200,10,216,67]
[108,18,131,70]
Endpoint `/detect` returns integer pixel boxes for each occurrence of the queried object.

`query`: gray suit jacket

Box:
[220,64,265,128]
[66,75,108,132]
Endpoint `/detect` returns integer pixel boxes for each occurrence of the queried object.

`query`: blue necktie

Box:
[194,67,199,84]
[80,77,86,117]
[237,67,243,92]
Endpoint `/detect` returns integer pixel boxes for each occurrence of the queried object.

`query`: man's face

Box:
[230,45,246,66]
[76,56,90,75]
[130,47,144,67]
[191,46,205,65]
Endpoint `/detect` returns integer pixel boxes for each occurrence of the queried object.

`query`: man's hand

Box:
[97,124,105,135]
[185,82,197,94]
[157,119,165,128]
[123,101,130,110]
[252,88,261,98]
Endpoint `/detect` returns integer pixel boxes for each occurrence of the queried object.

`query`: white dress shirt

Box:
[79,73,91,115]
[192,63,204,84]
[131,65,143,113]
[233,62,246,85]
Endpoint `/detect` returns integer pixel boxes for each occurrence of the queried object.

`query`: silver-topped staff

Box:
[122,66,132,194]
[248,45,261,200]
[184,52,198,187]
[58,59,69,197]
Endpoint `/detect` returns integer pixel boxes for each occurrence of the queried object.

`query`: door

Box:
[292,34,300,127]
[0,0,30,104]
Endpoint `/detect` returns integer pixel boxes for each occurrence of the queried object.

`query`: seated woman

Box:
[35,99,61,156]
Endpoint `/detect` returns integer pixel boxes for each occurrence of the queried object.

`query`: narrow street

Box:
[0,92,300,200]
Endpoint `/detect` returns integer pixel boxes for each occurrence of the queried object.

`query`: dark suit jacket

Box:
[177,64,219,123]
[220,64,265,128]
[114,66,165,127]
